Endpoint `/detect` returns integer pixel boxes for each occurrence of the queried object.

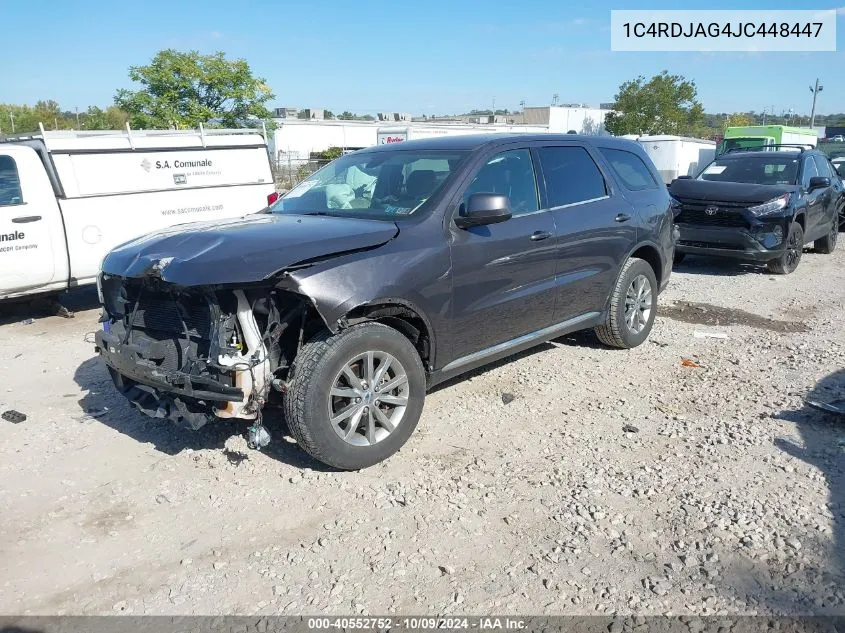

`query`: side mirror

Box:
[808,176,831,191]
[455,193,512,228]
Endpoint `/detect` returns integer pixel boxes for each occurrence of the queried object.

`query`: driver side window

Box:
[801,156,819,188]
[0,156,23,206]
[463,149,539,216]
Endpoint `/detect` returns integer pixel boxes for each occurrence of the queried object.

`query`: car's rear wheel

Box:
[284,322,426,470]
[814,216,838,254]
[767,221,804,274]
[595,257,658,349]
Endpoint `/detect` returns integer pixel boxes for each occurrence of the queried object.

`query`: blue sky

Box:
[3,0,845,116]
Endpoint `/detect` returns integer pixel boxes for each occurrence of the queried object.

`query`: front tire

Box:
[767,221,804,274]
[595,257,658,349]
[284,322,426,470]
[814,216,838,254]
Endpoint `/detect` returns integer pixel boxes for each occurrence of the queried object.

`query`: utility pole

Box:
[519,100,526,111]
[810,78,823,128]
[75,107,81,129]
[9,113,15,133]
[552,93,559,106]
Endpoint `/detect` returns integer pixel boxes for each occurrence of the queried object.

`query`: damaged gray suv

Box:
[96,134,675,469]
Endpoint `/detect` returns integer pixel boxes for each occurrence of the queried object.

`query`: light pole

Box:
[810,78,823,128]
[75,107,81,129]
[552,93,559,106]
[9,112,15,133]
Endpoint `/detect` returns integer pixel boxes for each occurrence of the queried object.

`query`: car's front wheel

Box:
[284,322,426,470]
[767,221,804,274]
[595,257,658,349]
[814,215,838,254]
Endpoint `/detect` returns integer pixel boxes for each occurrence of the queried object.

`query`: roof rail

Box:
[724,143,814,154]
[0,122,268,144]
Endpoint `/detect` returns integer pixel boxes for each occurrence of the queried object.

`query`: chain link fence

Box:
[272,153,332,192]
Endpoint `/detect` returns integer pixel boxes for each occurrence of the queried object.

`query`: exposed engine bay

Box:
[95,274,321,445]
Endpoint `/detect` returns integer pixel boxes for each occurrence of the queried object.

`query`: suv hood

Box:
[101,214,399,286]
[669,178,798,204]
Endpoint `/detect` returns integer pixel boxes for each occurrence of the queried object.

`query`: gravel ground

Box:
[0,247,843,617]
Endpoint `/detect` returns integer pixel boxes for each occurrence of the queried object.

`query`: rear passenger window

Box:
[598,148,659,191]
[536,146,607,208]
[0,155,23,206]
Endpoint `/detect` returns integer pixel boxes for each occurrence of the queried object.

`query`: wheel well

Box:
[795,213,806,232]
[344,303,432,369]
[631,245,663,287]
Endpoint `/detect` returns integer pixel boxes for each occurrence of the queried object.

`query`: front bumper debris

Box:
[675,219,789,262]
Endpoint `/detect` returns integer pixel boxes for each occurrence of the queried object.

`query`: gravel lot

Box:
[1,247,843,617]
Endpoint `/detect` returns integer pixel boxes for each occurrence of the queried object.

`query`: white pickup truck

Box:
[0,125,276,302]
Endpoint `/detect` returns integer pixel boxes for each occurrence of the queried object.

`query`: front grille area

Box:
[129,296,213,339]
[674,197,750,229]
[121,289,215,374]
[675,208,749,228]
[678,240,744,251]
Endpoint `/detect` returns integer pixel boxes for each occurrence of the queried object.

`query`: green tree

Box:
[725,112,754,128]
[338,111,355,120]
[314,146,343,160]
[604,71,704,136]
[114,49,274,129]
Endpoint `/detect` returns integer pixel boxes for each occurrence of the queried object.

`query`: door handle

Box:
[530,230,553,241]
[615,213,632,223]
[12,215,42,223]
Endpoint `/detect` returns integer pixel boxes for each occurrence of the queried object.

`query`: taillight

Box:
[267,191,279,205]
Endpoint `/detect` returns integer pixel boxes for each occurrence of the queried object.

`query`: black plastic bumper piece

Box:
[107,368,213,430]
[96,329,243,402]
[675,222,787,263]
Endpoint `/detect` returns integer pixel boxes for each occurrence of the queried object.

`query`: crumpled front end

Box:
[96,274,307,430]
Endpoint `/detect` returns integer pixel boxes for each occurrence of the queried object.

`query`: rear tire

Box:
[284,322,426,470]
[814,216,838,254]
[767,222,804,274]
[595,257,658,349]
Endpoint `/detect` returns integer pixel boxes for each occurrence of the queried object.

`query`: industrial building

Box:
[269,105,613,166]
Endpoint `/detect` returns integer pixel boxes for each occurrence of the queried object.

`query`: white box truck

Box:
[0,125,276,301]
[627,135,717,184]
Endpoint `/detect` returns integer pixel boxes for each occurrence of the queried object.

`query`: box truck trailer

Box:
[627,135,717,184]
[718,125,817,155]
[0,125,276,301]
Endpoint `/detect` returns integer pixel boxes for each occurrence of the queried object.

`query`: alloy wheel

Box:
[327,351,409,447]
[785,229,801,269]
[624,274,653,334]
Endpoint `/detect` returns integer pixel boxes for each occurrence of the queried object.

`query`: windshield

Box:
[270,150,468,220]
[697,155,799,185]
